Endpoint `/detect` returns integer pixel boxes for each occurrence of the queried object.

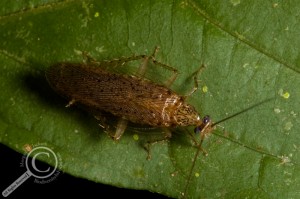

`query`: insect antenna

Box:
[212,97,274,127]
[182,97,274,198]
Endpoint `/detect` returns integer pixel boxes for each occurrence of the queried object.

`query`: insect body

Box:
[46,48,212,141]
[46,63,201,127]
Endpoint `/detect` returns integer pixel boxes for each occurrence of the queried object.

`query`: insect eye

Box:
[203,115,210,124]
[194,126,202,134]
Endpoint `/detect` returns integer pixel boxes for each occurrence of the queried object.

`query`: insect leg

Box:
[113,119,128,140]
[94,114,128,140]
[143,47,179,87]
[81,51,147,70]
[184,64,206,98]
[185,128,208,155]
[143,128,172,160]
[94,114,115,138]
[65,99,76,107]
[82,48,178,87]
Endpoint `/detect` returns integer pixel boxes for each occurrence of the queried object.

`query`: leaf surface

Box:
[0,0,299,198]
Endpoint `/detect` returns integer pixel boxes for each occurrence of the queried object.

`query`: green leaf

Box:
[1,0,300,198]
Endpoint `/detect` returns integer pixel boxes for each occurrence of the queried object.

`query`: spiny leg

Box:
[143,128,172,160]
[94,114,128,141]
[113,118,128,140]
[81,51,148,70]
[94,114,114,138]
[82,47,179,87]
[184,64,206,99]
[136,46,179,87]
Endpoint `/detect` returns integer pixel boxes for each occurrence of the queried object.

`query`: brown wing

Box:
[46,63,178,126]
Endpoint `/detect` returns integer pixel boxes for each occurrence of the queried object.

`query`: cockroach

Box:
[46,47,273,197]
[46,47,212,143]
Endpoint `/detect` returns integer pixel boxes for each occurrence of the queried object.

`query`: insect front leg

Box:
[185,128,208,156]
